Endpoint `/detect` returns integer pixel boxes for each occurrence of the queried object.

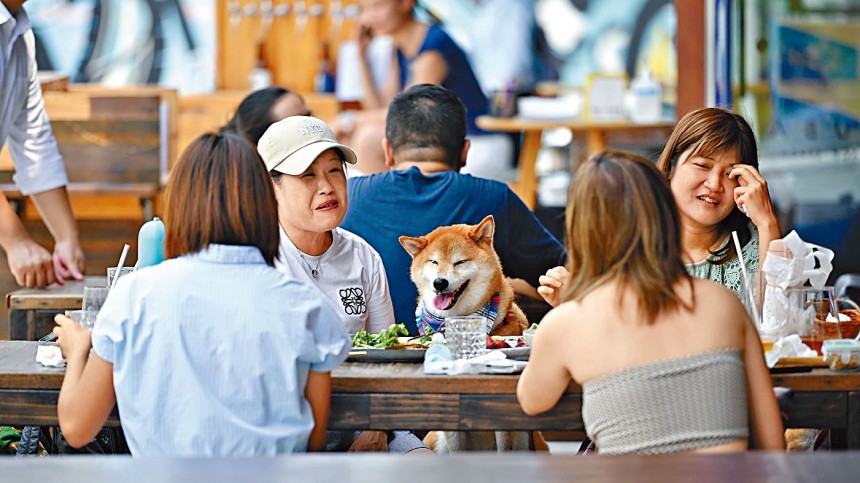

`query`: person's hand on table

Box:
[7,236,56,288]
[53,237,85,285]
[537,266,569,308]
[53,313,92,362]
[348,430,389,452]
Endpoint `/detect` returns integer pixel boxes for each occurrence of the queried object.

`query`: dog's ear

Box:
[399,236,427,257]
[471,215,495,247]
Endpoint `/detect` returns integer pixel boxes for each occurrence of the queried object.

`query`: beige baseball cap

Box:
[257,116,357,175]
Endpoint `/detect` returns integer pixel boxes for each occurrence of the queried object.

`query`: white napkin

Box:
[761,231,835,337]
[764,334,819,368]
[424,349,527,375]
[36,345,65,367]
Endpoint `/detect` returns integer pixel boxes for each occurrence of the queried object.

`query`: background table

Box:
[475,116,675,209]
[5,276,105,340]
[1,341,858,448]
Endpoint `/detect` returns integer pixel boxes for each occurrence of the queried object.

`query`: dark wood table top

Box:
[5,276,107,310]
[2,452,860,482]
[2,340,859,393]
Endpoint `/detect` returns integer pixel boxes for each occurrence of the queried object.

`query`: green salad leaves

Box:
[352,323,409,349]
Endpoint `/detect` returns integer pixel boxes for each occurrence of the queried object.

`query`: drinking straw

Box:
[732,231,761,327]
[111,244,130,289]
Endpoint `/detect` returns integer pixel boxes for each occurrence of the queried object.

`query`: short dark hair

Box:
[385,84,467,168]
[165,132,280,266]
[225,87,294,146]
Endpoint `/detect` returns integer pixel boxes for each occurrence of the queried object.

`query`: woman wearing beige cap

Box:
[258,116,429,454]
[257,116,395,336]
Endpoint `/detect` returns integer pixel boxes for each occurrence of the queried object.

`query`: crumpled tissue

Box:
[36,345,66,368]
[764,334,819,368]
[424,343,526,375]
[761,231,834,338]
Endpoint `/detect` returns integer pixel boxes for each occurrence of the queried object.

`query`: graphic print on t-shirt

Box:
[339,287,367,315]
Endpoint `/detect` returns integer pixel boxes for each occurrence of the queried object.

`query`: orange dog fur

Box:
[400,215,546,453]
[399,215,528,337]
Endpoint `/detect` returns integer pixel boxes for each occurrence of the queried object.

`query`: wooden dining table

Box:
[475,116,675,209]
[1,340,858,449]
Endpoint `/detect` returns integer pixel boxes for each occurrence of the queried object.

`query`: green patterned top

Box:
[685,222,760,297]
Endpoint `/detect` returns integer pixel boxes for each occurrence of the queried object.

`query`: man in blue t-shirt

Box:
[342,84,566,335]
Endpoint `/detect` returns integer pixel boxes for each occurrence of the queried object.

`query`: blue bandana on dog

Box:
[415,292,501,335]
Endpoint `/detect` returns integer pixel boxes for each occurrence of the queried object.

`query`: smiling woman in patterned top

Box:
[656,107,782,296]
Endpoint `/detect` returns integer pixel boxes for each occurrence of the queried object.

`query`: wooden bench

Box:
[1,89,170,221]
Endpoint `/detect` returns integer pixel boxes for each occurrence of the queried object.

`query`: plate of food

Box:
[348,324,431,362]
[486,335,531,361]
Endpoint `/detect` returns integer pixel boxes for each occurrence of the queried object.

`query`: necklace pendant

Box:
[311,268,318,278]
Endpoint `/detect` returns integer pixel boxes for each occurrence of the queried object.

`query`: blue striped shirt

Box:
[91,244,350,456]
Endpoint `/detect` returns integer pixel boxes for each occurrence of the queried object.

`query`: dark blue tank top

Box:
[396,24,488,134]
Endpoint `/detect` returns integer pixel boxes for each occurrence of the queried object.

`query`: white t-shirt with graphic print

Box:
[275,226,395,335]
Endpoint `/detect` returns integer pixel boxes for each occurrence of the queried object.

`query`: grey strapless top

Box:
[581,349,749,455]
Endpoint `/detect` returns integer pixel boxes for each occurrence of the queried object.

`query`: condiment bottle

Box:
[137,217,165,268]
[629,61,662,124]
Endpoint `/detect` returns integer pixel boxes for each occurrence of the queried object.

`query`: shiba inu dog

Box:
[399,215,547,453]
[399,215,528,337]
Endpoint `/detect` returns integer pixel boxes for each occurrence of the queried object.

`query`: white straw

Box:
[111,244,130,289]
[732,231,760,327]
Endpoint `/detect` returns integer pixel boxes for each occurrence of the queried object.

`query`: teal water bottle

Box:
[137,217,165,268]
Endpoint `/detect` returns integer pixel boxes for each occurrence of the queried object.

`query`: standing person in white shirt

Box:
[1,0,84,287]
[468,0,537,96]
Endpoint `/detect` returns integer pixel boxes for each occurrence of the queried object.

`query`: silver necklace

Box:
[298,234,328,278]
[299,252,322,278]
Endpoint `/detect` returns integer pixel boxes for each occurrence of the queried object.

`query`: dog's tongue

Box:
[433,293,455,310]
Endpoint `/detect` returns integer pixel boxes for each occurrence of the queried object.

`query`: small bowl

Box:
[822,339,860,372]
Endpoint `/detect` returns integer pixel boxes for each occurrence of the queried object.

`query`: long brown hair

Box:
[164,132,280,265]
[656,107,759,264]
[563,150,693,323]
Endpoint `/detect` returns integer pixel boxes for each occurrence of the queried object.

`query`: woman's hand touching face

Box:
[729,164,778,230]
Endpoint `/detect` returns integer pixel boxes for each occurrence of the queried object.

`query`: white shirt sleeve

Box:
[364,250,396,333]
[6,31,68,195]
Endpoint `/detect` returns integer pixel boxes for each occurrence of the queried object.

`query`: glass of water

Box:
[445,316,487,360]
[82,286,110,326]
[107,266,134,285]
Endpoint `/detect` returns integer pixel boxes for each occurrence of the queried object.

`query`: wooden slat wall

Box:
[217,0,359,91]
[0,86,174,221]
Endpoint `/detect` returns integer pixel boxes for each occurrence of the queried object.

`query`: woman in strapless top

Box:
[517,151,785,454]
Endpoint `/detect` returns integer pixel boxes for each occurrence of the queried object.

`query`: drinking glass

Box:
[740,270,774,351]
[65,310,92,329]
[786,286,840,354]
[445,316,487,360]
[107,266,134,285]
[82,286,110,325]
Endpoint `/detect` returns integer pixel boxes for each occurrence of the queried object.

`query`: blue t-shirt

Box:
[396,24,488,134]
[91,244,351,456]
[342,167,566,334]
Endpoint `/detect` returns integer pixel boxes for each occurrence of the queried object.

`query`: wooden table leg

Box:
[585,129,608,157]
[511,130,542,210]
[8,309,28,340]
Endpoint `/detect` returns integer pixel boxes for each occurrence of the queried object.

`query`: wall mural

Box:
[26,0,215,93]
